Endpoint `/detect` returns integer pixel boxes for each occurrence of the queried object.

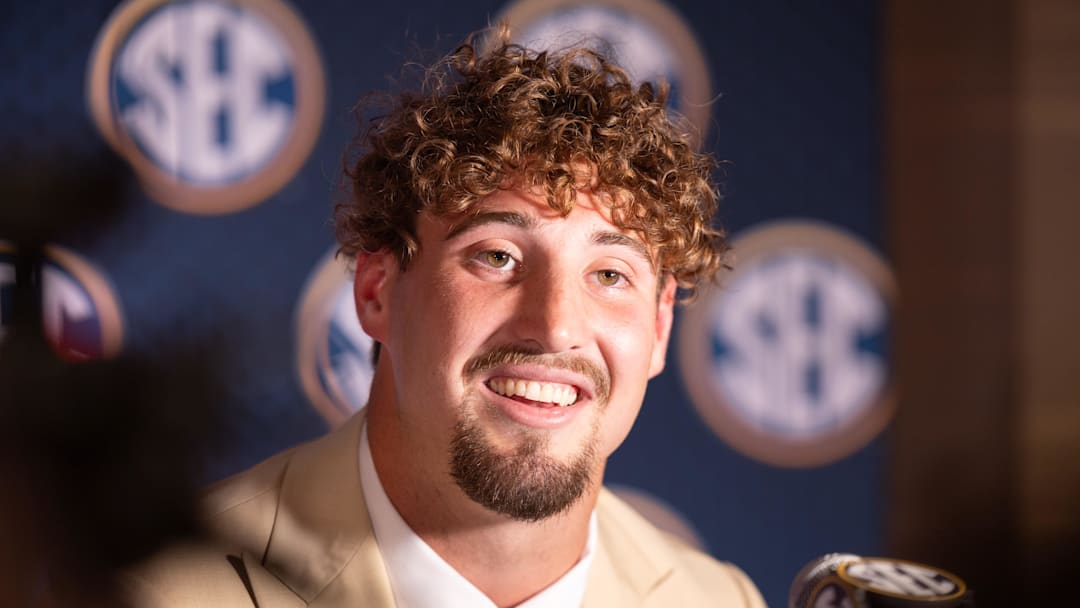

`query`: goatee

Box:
[449,412,597,522]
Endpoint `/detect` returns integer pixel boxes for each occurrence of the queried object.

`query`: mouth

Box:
[486,377,580,407]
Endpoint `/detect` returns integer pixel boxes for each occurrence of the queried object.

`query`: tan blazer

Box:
[127,414,766,607]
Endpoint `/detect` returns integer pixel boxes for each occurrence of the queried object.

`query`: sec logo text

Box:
[678,221,897,467]
[87,0,325,214]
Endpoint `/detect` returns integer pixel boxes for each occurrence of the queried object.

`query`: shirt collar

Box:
[358,422,598,608]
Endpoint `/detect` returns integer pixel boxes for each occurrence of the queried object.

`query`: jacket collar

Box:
[250,411,678,606]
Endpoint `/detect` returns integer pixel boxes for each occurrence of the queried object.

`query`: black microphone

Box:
[788,553,974,608]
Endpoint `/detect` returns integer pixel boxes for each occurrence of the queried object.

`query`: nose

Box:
[509,266,588,353]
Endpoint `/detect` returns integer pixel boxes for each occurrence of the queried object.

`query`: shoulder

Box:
[124,448,299,607]
[122,542,256,608]
[200,446,297,551]
[594,488,766,608]
[127,414,376,607]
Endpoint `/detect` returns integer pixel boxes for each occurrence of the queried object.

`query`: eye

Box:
[596,269,624,287]
[482,250,516,270]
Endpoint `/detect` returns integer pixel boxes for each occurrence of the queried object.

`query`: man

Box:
[128,34,766,607]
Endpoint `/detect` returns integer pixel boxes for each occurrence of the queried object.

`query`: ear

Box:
[353,250,397,344]
[648,275,677,378]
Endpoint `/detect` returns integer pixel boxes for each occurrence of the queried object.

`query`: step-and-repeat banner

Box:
[1,1,884,604]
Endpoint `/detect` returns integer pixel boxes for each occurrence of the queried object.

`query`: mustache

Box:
[464,344,610,404]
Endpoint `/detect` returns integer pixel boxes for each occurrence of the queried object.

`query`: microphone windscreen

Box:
[789,554,974,608]
[789,553,861,608]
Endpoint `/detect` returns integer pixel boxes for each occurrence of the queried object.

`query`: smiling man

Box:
[127,34,765,608]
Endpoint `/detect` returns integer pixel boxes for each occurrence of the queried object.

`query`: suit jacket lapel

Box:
[306,533,394,607]
[259,413,395,606]
[241,552,305,608]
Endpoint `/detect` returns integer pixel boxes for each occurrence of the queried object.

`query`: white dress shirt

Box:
[358,424,598,608]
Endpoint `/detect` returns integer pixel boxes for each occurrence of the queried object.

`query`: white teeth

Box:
[487,377,579,406]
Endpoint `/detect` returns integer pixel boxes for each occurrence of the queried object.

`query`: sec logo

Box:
[296,250,375,427]
[496,0,712,147]
[838,557,966,601]
[0,242,124,361]
[86,0,325,214]
[678,221,897,467]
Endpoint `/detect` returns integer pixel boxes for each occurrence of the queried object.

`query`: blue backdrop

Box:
[1,1,883,605]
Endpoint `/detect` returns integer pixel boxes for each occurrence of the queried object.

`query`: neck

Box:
[365,363,600,607]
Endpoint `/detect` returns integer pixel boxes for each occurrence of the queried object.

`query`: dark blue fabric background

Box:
[1,1,882,605]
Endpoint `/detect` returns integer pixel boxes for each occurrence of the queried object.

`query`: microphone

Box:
[788,553,974,608]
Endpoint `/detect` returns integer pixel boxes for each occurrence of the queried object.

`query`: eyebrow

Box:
[445,211,536,240]
[591,231,656,272]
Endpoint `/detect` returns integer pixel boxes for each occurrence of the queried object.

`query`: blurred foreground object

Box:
[0,155,221,606]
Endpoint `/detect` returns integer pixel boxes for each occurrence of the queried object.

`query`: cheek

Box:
[393,270,502,381]
[432,281,498,352]
[596,395,645,459]
[599,303,660,382]
[595,310,657,454]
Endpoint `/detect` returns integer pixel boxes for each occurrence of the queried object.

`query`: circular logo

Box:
[495,0,712,147]
[678,221,897,467]
[609,484,706,551]
[87,0,325,214]
[0,242,124,360]
[838,557,967,601]
[295,250,375,426]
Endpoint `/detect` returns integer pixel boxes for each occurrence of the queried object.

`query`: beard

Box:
[449,406,599,522]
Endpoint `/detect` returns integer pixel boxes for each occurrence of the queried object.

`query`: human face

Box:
[359,188,676,519]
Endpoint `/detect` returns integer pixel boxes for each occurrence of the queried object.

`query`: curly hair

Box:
[337,32,727,297]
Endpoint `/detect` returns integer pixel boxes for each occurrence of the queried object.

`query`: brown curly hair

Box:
[337,32,727,297]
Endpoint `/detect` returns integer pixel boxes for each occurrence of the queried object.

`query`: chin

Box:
[449,412,600,522]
